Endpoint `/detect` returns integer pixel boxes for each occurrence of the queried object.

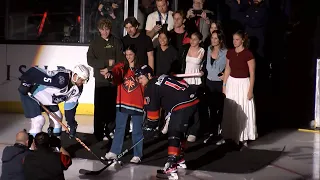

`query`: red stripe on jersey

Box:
[172,99,199,111]
[147,110,160,120]
[164,81,186,91]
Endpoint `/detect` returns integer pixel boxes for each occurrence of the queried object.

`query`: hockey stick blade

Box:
[79,161,112,175]
[78,137,144,176]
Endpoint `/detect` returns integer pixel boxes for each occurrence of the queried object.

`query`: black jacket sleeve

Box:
[87,42,105,69]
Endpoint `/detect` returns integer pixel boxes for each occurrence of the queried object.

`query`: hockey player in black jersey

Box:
[135,65,199,179]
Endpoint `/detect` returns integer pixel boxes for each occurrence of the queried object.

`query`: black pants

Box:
[94,86,117,141]
[167,104,198,159]
[187,85,203,137]
[206,80,225,135]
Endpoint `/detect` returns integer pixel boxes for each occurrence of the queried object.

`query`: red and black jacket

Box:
[112,62,144,115]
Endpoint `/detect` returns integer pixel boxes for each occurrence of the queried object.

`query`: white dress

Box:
[221,76,257,143]
[183,48,204,85]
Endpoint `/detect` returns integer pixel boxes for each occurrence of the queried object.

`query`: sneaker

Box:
[130,156,141,164]
[187,135,196,142]
[216,139,225,145]
[104,152,117,160]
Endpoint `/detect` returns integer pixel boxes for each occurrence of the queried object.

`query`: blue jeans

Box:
[110,110,144,157]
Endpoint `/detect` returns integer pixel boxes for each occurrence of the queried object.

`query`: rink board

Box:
[0,44,94,115]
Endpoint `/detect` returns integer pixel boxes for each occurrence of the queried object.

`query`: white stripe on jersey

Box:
[32,84,81,110]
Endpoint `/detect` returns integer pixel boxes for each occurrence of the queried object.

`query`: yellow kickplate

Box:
[298,129,320,134]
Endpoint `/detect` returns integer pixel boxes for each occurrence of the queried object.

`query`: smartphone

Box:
[218,72,223,77]
[156,21,161,26]
[162,23,168,30]
[193,10,203,15]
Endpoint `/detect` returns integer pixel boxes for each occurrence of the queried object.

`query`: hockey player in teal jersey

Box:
[18,64,90,138]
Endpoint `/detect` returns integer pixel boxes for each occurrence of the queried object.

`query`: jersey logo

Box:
[52,94,68,104]
[155,75,167,86]
[58,76,65,85]
[122,76,139,93]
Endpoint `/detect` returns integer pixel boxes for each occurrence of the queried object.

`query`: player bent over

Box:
[135,65,199,179]
[18,65,90,138]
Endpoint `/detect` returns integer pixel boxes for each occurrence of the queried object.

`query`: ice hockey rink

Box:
[0,113,319,180]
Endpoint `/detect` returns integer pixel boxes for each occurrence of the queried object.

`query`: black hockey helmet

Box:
[135,65,154,77]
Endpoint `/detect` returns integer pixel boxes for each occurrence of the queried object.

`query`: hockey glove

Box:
[143,119,159,140]
[18,81,32,95]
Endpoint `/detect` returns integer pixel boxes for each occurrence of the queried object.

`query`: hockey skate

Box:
[67,123,78,139]
[47,127,60,137]
[156,157,179,180]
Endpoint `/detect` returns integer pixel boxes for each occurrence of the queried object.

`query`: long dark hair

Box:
[210,29,226,50]
[123,44,140,75]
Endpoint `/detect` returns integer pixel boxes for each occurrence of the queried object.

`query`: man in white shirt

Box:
[145,0,174,47]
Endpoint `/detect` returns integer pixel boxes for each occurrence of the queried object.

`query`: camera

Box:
[193,9,203,15]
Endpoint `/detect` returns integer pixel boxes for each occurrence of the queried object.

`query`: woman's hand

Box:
[222,85,226,94]
[247,90,253,100]
[104,72,113,79]
[219,73,224,80]
[187,9,195,18]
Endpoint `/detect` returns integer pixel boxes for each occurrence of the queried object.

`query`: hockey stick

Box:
[27,92,109,166]
[79,137,144,175]
[173,72,204,78]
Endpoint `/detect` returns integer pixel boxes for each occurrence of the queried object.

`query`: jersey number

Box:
[44,77,52,83]
[164,81,186,91]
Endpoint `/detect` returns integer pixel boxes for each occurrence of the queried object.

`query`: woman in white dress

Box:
[221,30,257,147]
[181,31,205,142]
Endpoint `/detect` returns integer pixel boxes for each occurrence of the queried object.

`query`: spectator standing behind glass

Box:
[104,45,144,164]
[169,10,194,53]
[98,0,124,38]
[221,30,257,148]
[186,0,214,42]
[179,32,205,142]
[145,0,174,47]
[244,0,268,58]
[123,17,155,70]
[1,130,33,180]
[203,20,223,49]
[87,18,124,142]
[202,30,227,143]
[23,132,72,180]
[154,30,178,76]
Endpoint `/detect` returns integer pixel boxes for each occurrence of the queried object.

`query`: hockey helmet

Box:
[72,64,90,84]
[135,65,153,77]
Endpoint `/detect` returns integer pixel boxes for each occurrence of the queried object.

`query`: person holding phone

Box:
[145,0,174,47]
[186,0,214,41]
[202,30,227,144]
